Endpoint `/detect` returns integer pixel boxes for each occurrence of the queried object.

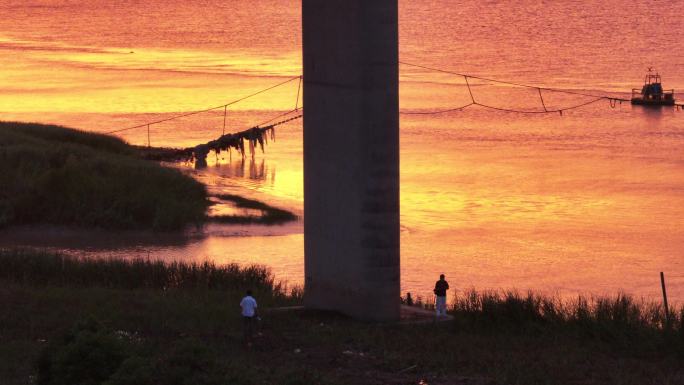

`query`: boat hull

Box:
[631,98,676,106]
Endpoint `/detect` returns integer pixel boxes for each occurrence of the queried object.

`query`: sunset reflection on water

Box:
[0,0,683,301]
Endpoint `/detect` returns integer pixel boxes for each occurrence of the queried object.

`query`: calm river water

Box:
[1,0,683,301]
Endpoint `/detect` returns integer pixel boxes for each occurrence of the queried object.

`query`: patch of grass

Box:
[0,248,296,297]
[2,249,684,385]
[211,194,297,225]
[0,249,305,385]
[0,121,209,230]
[453,290,684,332]
[0,121,132,155]
[37,316,131,385]
[0,283,305,385]
[450,289,684,351]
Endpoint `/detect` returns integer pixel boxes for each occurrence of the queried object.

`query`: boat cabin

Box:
[631,70,676,106]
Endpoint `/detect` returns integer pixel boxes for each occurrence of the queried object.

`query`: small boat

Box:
[631,69,676,106]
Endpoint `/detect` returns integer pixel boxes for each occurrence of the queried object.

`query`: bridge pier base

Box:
[302,0,400,321]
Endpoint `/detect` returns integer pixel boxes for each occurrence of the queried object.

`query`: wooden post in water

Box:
[222,105,227,136]
[660,271,671,329]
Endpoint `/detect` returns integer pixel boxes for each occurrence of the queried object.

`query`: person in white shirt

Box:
[240,290,258,342]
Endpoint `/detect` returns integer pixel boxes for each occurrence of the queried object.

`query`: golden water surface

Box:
[1,0,683,301]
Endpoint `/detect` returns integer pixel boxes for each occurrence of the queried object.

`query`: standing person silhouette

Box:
[433,274,450,317]
[240,290,258,345]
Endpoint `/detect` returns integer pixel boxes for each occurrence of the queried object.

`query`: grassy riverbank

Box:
[0,122,298,231]
[1,249,683,385]
[0,122,208,230]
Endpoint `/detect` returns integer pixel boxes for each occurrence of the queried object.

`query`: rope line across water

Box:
[105,75,301,134]
[396,61,670,115]
[106,61,682,148]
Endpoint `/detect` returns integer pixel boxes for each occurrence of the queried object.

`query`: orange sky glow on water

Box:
[1,0,683,301]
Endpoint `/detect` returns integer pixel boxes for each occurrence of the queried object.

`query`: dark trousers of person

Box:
[243,316,255,341]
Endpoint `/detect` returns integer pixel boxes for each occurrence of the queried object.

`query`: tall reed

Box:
[451,289,683,345]
[0,249,299,301]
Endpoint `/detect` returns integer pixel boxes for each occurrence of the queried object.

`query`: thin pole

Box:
[222,105,227,135]
[660,272,671,329]
[147,124,151,147]
[538,88,548,112]
[295,76,302,110]
[464,75,475,104]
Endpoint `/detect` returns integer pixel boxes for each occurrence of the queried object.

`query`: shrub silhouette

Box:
[37,317,130,385]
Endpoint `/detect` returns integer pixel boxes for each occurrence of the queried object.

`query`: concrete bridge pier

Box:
[303,0,400,321]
